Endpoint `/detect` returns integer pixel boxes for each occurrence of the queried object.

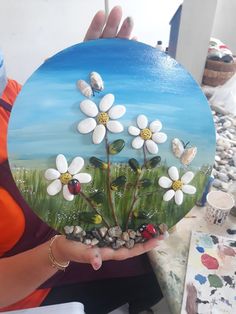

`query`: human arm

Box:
[0,235,162,307]
[0,7,153,308]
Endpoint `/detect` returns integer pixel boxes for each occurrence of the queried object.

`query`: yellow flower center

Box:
[97,112,109,125]
[172,180,183,191]
[60,172,72,185]
[140,128,152,140]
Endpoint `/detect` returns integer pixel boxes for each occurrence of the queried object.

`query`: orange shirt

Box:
[0,80,51,311]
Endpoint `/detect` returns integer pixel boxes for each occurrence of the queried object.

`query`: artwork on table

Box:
[8,39,215,248]
[181,231,236,314]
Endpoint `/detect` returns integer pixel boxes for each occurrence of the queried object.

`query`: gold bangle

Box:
[48,235,70,271]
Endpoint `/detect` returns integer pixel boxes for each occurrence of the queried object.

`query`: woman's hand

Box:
[54,235,163,271]
[84,6,134,41]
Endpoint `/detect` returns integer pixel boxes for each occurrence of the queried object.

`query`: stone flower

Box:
[77,93,126,144]
[128,114,167,154]
[158,166,196,205]
[45,154,92,201]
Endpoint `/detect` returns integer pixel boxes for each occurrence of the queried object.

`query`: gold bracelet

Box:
[48,235,70,271]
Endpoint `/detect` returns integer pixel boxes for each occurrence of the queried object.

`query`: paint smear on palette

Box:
[194,274,207,285]
[208,274,223,288]
[201,253,219,270]
[229,241,236,247]
[181,231,236,314]
[196,246,204,253]
[185,284,198,314]
[198,234,214,248]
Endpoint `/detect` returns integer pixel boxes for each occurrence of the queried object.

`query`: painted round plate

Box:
[8,39,215,247]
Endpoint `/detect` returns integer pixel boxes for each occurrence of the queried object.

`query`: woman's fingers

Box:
[89,249,103,271]
[116,17,134,39]
[101,6,122,38]
[84,6,134,41]
[84,10,106,41]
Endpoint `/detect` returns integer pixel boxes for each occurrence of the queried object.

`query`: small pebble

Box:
[108,226,122,238]
[125,239,135,249]
[212,179,222,188]
[73,225,83,235]
[218,173,229,182]
[121,232,130,242]
[99,227,108,238]
[64,225,74,234]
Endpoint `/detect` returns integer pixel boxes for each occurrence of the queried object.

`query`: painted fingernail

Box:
[126,17,133,26]
[93,261,101,270]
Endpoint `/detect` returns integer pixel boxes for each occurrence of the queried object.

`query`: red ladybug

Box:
[139,224,158,239]
[68,179,81,195]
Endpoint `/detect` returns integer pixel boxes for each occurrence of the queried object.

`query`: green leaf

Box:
[108,139,125,155]
[79,212,102,224]
[145,156,161,169]
[139,178,152,188]
[111,175,127,190]
[90,191,105,206]
[128,158,141,173]
[89,157,108,169]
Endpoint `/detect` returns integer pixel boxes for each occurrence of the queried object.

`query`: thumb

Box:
[90,249,102,271]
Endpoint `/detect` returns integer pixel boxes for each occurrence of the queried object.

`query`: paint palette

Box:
[181,231,236,313]
[8,39,215,246]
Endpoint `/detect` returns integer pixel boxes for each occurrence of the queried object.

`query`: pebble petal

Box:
[80,99,98,117]
[93,124,106,144]
[106,121,124,133]
[77,80,93,98]
[181,171,194,184]
[56,154,68,173]
[73,173,92,183]
[68,157,84,175]
[45,168,60,180]
[63,185,74,201]
[77,118,97,134]
[99,94,115,112]
[168,166,179,181]
[172,138,184,158]
[163,189,175,201]
[137,114,148,129]
[47,179,62,196]
[128,126,140,136]
[150,120,162,133]
[175,190,183,205]
[145,140,158,154]
[108,105,126,119]
[158,176,172,188]
[152,132,167,144]
[132,136,144,149]
[182,184,196,194]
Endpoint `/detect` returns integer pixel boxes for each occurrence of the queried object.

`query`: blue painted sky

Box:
[8,39,215,169]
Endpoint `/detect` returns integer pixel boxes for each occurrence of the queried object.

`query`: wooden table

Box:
[148,205,236,314]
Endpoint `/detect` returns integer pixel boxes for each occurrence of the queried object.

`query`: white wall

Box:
[175,0,218,83]
[0,0,182,84]
[211,0,236,54]
[0,0,104,84]
[108,0,182,47]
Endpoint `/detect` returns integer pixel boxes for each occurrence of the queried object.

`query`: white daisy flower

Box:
[158,166,196,205]
[77,93,126,144]
[45,154,92,201]
[128,114,167,154]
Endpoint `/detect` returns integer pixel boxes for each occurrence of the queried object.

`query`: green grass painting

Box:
[12,162,211,233]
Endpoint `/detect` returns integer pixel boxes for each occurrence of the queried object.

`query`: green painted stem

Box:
[79,191,110,228]
[125,171,142,230]
[105,134,120,227]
